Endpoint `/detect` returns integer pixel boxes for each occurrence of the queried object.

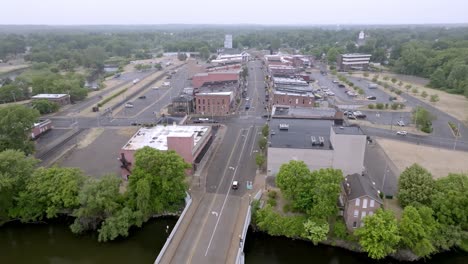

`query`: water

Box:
[244,229,468,264]
[0,217,177,264]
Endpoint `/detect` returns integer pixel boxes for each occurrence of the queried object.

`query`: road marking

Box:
[186,128,244,263]
[250,126,259,156]
[204,127,252,257]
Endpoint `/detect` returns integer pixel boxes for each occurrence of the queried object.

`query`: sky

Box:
[1,0,467,25]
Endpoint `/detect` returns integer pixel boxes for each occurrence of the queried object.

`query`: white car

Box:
[152,86,159,90]
[332,80,339,83]
[163,82,170,87]
[246,97,250,101]
[124,103,134,108]
[326,91,335,96]
[232,181,239,190]
[397,120,405,126]
[396,131,407,136]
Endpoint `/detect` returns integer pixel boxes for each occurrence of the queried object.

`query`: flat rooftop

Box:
[273,106,338,119]
[273,77,308,86]
[32,94,69,99]
[332,125,364,135]
[269,119,334,149]
[122,125,210,151]
[198,82,237,94]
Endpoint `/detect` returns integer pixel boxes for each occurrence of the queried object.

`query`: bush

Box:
[385,103,389,109]
[412,88,419,94]
[395,90,402,95]
[368,104,375,109]
[267,198,277,207]
[32,99,60,114]
[358,88,365,95]
[372,77,378,82]
[348,82,354,87]
[391,103,399,110]
[98,88,127,107]
[363,72,369,77]
[399,103,406,109]
[421,91,428,98]
[268,190,277,199]
[421,125,433,133]
[329,65,336,70]
[332,219,348,240]
[283,203,291,213]
[376,103,384,109]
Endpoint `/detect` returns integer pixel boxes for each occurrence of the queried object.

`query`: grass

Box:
[97,88,128,107]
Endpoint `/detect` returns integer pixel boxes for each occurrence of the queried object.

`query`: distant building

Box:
[170,94,195,116]
[267,122,366,177]
[31,93,70,106]
[119,125,212,177]
[357,30,366,46]
[191,71,239,88]
[337,53,372,71]
[195,81,238,116]
[340,173,383,231]
[224,34,233,49]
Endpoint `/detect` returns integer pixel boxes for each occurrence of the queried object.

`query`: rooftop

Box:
[269,118,334,149]
[273,106,338,119]
[332,125,364,135]
[122,125,210,151]
[32,94,69,99]
[198,81,237,94]
[193,71,239,77]
[344,173,383,203]
[273,77,308,86]
[341,53,372,58]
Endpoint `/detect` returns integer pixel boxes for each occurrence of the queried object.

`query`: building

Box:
[340,173,383,231]
[195,82,237,116]
[267,120,366,177]
[31,93,71,106]
[119,125,212,177]
[211,52,251,65]
[271,77,315,107]
[337,54,372,71]
[224,34,233,49]
[191,71,239,88]
[271,105,343,124]
[357,31,366,46]
[170,94,195,116]
[31,119,52,139]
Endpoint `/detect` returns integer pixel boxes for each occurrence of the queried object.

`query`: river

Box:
[0,220,466,263]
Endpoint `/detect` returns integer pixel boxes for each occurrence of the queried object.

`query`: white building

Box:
[267,119,366,177]
[337,53,372,71]
[224,34,233,49]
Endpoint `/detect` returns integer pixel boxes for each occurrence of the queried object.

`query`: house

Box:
[340,173,383,231]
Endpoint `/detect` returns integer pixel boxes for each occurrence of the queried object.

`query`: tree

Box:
[326,47,339,63]
[431,174,468,228]
[98,206,142,242]
[241,66,249,80]
[177,53,187,61]
[397,164,434,207]
[127,147,190,222]
[199,46,210,60]
[430,94,440,103]
[0,150,38,224]
[421,91,428,98]
[307,169,343,219]
[258,137,267,151]
[262,124,269,138]
[13,167,85,222]
[0,105,40,154]
[32,99,60,114]
[399,206,435,257]
[412,87,419,94]
[303,218,329,245]
[383,76,390,81]
[70,175,124,234]
[255,154,266,170]
[412,106,435,132]
[255,204,306,238]
[355,209,401,259]
[275,160,313,211]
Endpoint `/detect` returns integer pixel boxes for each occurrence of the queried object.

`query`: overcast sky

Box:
[1,0,467,25]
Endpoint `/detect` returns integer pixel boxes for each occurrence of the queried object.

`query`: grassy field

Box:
[377,138,468,179]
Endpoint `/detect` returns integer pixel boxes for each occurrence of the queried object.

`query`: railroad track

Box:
[37,128,86,163]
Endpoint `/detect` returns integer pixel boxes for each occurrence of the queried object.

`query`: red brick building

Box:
[191,71,239,88]
[272,92,315,107]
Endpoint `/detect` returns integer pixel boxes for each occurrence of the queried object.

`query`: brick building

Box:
[340,173,383,231]
[119,125,212,178]
[191,71,239,88]
[31,94,71,106]
[170,94,195,116]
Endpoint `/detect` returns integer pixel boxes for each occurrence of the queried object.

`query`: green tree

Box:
[0,105,40,154]
[98,206,143,242]
[412,87,419,94]
[199,46,210,60]
[398,164,434,207]
[177,53,187,61]
[431,174,468,228]
[13,167,85,222]
[399,206,435,257]
[326,47,340,63]
[308,169,343,219]
[421,91,428,98]
[255,153,266,170]
[127,147,190,222]
[412,106,435,132]
[258,137,267,151]
[355,209,401,259]
[255,204,306,238]
[32,99,60,114]
[262,124,269,138]
[303,218,329,245]
[70,175,124,234]
[0,150,38,224]
[275,160,311,209]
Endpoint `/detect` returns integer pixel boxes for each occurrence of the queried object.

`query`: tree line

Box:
[252,161,468,260]
[0,146,189,242]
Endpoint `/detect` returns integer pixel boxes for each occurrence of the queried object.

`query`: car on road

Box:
[396,130,408,136]
[397,120,405,126]
[132,78,140,84]
[163,82,170,87]
[326,91,335,96]
[152,86,159,90]
[338,84,346,88]
[124,102,134,108]
[353,111,367,118]
[246,97,250,101]
[347,114,356,120]
[138,96,146,99]
[366,96,377,100]
[232,181,239,190]
[332,80,339,83]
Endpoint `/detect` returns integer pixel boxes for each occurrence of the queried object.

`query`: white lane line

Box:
[250,126,259,156]
[204,127,252,257]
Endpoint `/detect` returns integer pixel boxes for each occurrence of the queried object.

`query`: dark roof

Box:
[269,119,333,149]
[332,125,364,135]
[344,174,383,203]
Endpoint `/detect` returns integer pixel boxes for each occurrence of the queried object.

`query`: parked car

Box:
[152,86,159,90]
[389,96,397,101]
[138,96,146,99]
[124,103,134,108]
[397,120,405,126]
[396,130,408,136]
[366,96,377,100]
[332,80,339,83]
[348,115,357,120]
[353,111,367,118]
[338,84,346,88]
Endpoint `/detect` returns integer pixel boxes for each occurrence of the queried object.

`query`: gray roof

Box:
[219,48,241,55]
[269,119,333,149]
[332,125,364,135]
[344,174,383,203]
[273,106,337,119]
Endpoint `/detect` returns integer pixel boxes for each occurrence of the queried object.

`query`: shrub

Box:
[368,104,375,109]
[348,82,354,87]
[283,203,291,213]
[376,103,384,109]
[268,190,277,199]
[412,88,419,94]
[358,88,364,95]
[421,91,428,98]
[395,90,402,95]
[332,219,348,240]
[391,103,399,110]
[98,88,127,107]
[372,77,378,82]
[399,103,406,109]
[267,198,277,207]
[430,94,439,103]
[385,103,389,109]
[363,72,369,77]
